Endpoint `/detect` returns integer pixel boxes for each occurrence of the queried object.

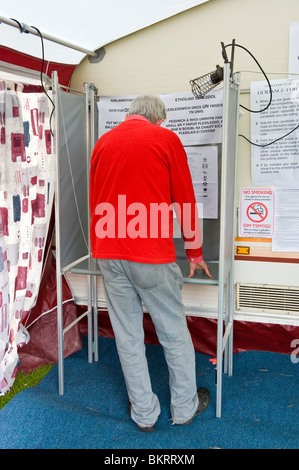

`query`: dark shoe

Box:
[128,401,156,432]
[181,388,210,425]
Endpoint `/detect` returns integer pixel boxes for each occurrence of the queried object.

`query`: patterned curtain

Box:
[0,80,53,395]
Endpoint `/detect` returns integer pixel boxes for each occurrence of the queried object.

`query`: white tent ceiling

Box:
[0,0,209,64]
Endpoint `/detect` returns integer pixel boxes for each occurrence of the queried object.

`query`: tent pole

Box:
[52,70,64,395]
[0,15,98,57]
[89,85,99,362]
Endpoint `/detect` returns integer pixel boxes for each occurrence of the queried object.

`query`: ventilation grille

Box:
[237,283,299,314]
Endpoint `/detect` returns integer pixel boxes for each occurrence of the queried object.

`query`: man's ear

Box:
[155,119,164,126]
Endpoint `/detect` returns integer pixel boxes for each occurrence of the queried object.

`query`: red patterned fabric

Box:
[0,80,53,394]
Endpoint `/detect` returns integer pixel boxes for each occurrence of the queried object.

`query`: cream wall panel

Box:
[71,0,298,195]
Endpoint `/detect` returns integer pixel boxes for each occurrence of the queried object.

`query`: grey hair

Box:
[127,95,166,124]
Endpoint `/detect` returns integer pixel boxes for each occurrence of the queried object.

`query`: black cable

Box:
[8,20,55,136]
[239,123,299,147]
[225,43,273,113]
[10,18,23,33]
[225,42,299,147]
[30,25,55,137]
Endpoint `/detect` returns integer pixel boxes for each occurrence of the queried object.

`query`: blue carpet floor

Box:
[0,336,298,450]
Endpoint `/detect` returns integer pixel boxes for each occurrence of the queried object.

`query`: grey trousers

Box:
[97,259,199,427]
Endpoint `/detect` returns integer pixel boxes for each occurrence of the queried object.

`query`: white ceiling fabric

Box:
[0,0,209,64]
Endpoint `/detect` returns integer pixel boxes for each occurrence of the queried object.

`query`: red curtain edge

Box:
[0,45,77,88]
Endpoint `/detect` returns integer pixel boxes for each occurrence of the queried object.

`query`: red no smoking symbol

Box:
[247,202,268,222]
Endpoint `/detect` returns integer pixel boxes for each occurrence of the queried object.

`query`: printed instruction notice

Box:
[98,95,136,136]
[161,90,223,145]
[272,189,299,252]
[250,78,299,187]
[239,188,274,237]
[98,90,223,145]
[185,146,218,219]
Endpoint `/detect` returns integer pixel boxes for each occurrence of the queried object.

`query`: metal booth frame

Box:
[52,71,97,396]
[53,62,240,418]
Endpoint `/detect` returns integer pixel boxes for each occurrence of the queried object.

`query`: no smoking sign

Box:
[240,188,274,237]
[247,202,268,223]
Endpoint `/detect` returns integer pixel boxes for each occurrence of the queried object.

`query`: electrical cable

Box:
[30,25,55,136]
[239,123,299,147]
[225,42,299,147]
[8,19,55,136]
[225,42,273,113]
[9,18,23,33]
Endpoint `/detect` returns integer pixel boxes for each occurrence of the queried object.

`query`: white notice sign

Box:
[272,188,299,252]
[161,90,223,145]
[185,146,218,219]
[98,95,136,136]
[239,188,274,237]
[250,78,299,187]
[98,90,223,145]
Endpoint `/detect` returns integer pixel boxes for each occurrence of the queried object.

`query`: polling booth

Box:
[52,58,240,418]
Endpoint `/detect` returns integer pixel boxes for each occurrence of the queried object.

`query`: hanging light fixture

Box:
[189,65,224,99]
[190,40,236,99]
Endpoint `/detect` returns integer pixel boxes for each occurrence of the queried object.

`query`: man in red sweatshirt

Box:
[90,95,211,431]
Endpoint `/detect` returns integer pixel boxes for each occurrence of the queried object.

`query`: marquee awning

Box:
[0,0,209,65]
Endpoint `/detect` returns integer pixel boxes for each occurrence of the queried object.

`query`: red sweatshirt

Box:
[89,115,203,264]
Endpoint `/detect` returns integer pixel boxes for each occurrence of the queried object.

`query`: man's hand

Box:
[188,260,212,278]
